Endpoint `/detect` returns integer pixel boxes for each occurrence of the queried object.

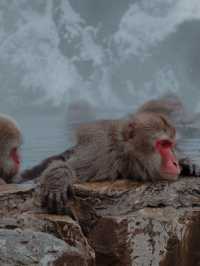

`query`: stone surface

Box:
[0,229,88,266]
[0,183,36,216]
[71,178,200,266]
[1,178,200,265]
[0,183,95,266]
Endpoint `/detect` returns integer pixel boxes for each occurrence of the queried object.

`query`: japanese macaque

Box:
[18,95,200,213]
[0,114,22,183]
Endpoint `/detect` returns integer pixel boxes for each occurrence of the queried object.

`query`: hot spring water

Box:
[1,0,200,168]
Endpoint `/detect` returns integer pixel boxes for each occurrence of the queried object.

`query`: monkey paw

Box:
[39,160,76,214]
[188,162,200,177]
[180,158,200,177]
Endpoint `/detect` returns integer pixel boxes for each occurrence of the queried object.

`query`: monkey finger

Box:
[41,194,49,209]
[55,192,61,205]
[188,163,194,176]
[54,192,66,214]
[53,192,63,213]
[67,185,75,199]
[189,163,196,176]
[40,184,46,196]
[193,164,200,177]
[61,191,68,207]
[47,192,57,213]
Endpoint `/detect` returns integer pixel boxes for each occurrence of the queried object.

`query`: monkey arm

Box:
[16,155,65,183]
[16,149,74,183]
[13,148,78,214]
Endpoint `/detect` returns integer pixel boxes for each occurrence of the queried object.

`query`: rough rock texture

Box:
[0,229,87,266]
[0,183,95,266]
[71,178,200,266]
[1,178,200,266]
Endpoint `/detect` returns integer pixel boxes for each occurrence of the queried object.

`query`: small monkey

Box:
[0,114,22,183]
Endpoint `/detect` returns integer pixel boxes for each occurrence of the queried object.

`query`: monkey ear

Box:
[123,122,136,141]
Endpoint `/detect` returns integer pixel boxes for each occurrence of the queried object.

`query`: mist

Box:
[1,0,200,168]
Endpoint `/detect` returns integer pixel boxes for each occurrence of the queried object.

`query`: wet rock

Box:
[71,178,200,266]
[0,183,95,266]
[18,213,95,265]
[0,183,36,216]
[1,178,200,265]
[0,229,88,266]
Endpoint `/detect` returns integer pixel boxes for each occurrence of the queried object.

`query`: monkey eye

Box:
[10,147,17,154]
[156,139,173,149]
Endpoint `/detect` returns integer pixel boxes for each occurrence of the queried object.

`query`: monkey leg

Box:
[39,160,77,214]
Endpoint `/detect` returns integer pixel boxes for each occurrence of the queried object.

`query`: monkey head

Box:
[123,112,181,181]
[0,115,22,182]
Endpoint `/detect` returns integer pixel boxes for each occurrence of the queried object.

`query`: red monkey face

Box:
[10,146,21,174]
[0,145,21,180]
[155,138,180,179]
[0,114,22,182]
[126,112,181,181]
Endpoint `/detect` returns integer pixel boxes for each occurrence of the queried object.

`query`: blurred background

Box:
[0,0,200,168]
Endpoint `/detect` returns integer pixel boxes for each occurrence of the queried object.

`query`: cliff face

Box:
[0,178,200,266]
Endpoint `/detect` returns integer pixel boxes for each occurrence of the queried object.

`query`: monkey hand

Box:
[179,158,200,177]
[39,160,76,214]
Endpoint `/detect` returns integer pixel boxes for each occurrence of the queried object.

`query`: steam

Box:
[0,0,200,112]
[114,0,200,58]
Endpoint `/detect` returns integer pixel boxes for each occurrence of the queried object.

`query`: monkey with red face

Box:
[18,95,200,214]
[0,114,22,184]
[67,112,180,182]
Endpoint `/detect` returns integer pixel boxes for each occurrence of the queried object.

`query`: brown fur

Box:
[40,160,77,213]
[19,96,199,213]
[136,95,183,118]
[135,94,194,125]
[68,112,176,182]
[0,114,22,182]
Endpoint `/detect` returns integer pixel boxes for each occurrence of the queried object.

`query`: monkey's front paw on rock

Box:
[39,160,76,214]
[189,163,200,177]
[180,159,200,177]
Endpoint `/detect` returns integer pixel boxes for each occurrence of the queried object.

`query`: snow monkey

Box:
[19,95,200,213]
[0,114,22,184]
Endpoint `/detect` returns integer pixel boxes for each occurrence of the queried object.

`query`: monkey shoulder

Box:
[75,119,120,145]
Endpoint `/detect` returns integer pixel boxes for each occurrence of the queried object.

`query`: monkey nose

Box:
[172,160,181,174]
[173,161,178,167]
